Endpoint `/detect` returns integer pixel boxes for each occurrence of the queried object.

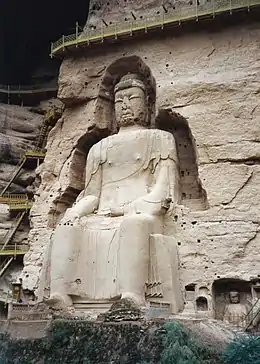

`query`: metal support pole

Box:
[161,13,165,29]
[145,18,147,33]
[87,30,90,45]
[76,21,79,47]
[50,42,54,58]
[129,20,133,36]
[195,0,198,21]
[101,23,104,42]
[229,0,232,14]
[212,0,215,18]
[115,23,117,39]
[62,35,65,51]
[7,85,10,105]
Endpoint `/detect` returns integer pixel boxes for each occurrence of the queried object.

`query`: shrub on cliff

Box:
[0,320,223,363]
[221,335,260,364]
[158,321,222,364]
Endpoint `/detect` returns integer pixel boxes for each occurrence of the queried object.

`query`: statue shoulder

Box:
[142,129,177,171]
[150,129,177,160]
[87,137,109,165]
[153,129,175,142]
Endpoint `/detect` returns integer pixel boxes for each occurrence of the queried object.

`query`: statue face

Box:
[229,291,240,304]
[114,86,147,127]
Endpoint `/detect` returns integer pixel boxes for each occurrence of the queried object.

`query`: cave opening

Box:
[1,0,90,85]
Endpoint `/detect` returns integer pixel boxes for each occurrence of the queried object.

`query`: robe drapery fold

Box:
[62,129,179,301]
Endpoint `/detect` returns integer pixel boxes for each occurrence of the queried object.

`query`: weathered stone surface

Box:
[0,104,43,300]
[0,103,43,193]
[22,21,260,325]
[84,0,191,31]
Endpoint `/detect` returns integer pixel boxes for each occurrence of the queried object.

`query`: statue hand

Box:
[125,197,172,216]
[71,195,99,217]
[59,196,99,225]
[161,197,172,212]
[103,206,124,217]
[60,209,80,225]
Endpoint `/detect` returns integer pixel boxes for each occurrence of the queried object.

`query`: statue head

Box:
[229,291,240,304]
[114,73,149,128]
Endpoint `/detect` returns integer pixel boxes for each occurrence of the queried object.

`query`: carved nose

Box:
[122,96,131,109]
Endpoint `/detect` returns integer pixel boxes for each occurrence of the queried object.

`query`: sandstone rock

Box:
[0,104,43,299]
[0,103,43,193]
[22,19,260,329]
[84,0,192,31]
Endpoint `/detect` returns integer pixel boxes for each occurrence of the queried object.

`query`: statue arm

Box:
[126,158,178,216]
[61,146,102,222]
[126,131,179,216]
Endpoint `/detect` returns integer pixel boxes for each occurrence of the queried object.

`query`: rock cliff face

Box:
[84,0,189,30]
[0,104,43,297]
[0,103,43,193]
[22,13,260,320]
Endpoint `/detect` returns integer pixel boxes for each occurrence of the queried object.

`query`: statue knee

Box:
[121,213,154,233]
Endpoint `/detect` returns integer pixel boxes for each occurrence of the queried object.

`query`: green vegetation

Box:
[0,320,258,364]
[159,322,221,364]
[221,335,260,364]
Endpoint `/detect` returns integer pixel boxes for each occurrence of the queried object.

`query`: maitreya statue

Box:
[49,73,183,314]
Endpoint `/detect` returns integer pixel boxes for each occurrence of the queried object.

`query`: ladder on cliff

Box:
[1,210,27,251]
[35,119,50,149]
[244,298,260,331]
[0,257,14,278]
[0,155,27,196]
[0,106,63,197]
[0,106,63,279]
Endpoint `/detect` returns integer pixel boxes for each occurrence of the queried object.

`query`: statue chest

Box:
[102,133,148,178]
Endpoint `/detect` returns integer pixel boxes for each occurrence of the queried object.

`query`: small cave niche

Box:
[196,296,208,311]
[212,278,252,321]
[251,279,260,299]
[185,283,196,301]
[155,110,208,211]
[0,302,8,319]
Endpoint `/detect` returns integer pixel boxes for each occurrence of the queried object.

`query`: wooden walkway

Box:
[50,0,260,57]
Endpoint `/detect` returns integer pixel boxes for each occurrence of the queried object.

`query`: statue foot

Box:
[45,293,73,308]
[121,292,144,307]
[100,293,144,322]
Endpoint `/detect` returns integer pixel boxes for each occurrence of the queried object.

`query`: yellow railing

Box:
[0,194,29,202]
[45,105,64,121]
[24,150,46,159]
[0,248,27,256]
[0,83,58,95]
[51,0,260,57]
[0,194,33,210]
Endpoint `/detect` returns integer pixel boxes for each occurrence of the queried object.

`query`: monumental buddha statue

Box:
[50,73,183,313]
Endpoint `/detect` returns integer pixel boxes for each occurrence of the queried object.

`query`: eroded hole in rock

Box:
[196,296,208,311]
[0,302,8,319]
[185,283,196,291]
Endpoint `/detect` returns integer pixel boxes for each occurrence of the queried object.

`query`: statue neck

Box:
[118,125,148,134]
